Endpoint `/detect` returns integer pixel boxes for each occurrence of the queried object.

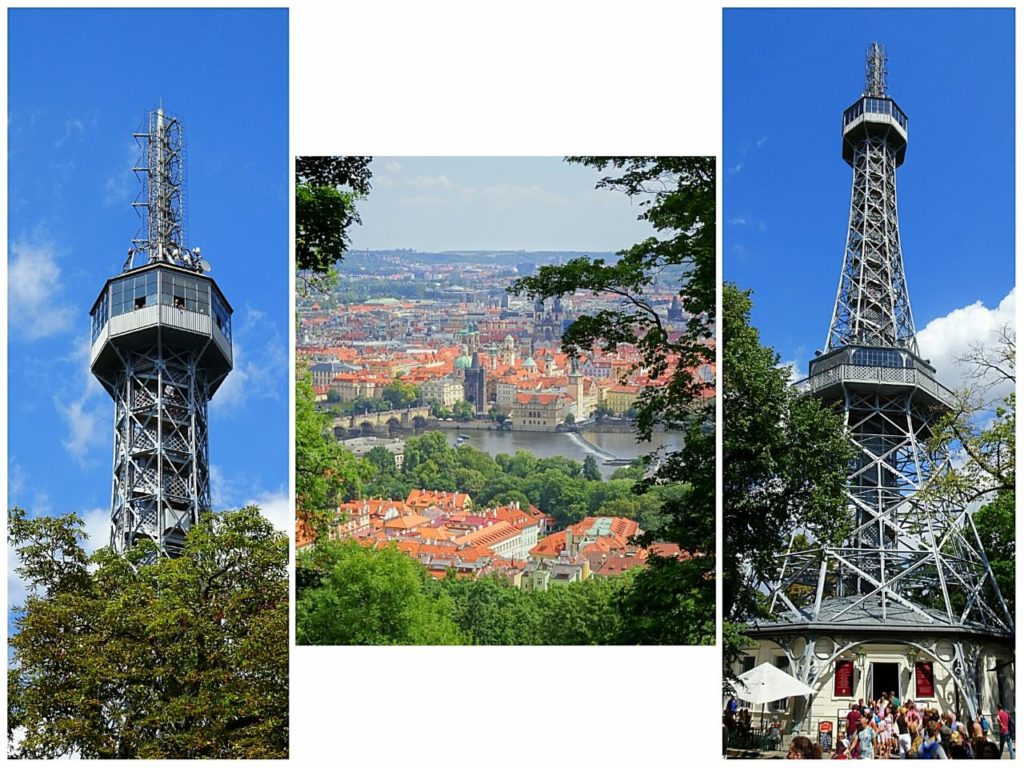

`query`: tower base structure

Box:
[731,618,1014,737]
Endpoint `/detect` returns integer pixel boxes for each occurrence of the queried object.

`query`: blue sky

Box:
[352,157,657,252]
[724,8,1015,390]
[7,8,290,603]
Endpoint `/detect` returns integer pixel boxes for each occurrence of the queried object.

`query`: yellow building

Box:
[604,384,641,415]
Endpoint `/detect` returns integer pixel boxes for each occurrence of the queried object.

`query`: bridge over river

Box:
[332,406,432,437]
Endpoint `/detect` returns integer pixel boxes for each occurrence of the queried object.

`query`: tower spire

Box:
[865,41,887,97]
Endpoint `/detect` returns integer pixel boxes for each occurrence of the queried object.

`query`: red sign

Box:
[819,721,834,752]
[915,661,935,698]
[835,660,854,697]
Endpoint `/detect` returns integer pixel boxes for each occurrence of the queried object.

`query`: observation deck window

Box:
[843,97,908,131]
[111,271,158,318]
[851,348,908,368]
[91,289,109,342]
[212,289,232,343]
[161,272,210,315]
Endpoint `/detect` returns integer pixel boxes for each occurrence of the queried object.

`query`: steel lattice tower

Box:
[89,107,233,557]
[752,44,1012,723]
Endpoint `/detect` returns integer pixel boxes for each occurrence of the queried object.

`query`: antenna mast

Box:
[865,41,887,97]
[128,106,203,272]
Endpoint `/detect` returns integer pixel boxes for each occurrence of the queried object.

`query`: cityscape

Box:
[297,248,711,585]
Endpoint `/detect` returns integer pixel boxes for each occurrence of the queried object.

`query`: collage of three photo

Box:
[5,4,1016,762]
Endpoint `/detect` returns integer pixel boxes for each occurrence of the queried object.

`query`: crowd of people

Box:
[824,695,1015,760]
[724,692,1016,760]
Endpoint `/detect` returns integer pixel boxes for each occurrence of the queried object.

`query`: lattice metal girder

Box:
[107,342,210,558]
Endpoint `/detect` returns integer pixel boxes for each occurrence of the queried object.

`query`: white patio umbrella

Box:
[736,662,815,732]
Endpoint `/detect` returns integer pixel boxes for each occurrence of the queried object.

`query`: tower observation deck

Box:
[748,45,1011,725]
[89,107,233,557]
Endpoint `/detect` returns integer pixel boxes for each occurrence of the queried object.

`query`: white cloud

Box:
[56,394,107,466]
[245,488,291,534]
[407,174,454,189]
[916,288,1015,397]
[9,459,27,498]
[384,161,403,173]
[729,216,748,226]
[8,240,75,341]
[729,162,744,176]
[54,117,84,150]
[79,506,111,553]
[779,359,804,385]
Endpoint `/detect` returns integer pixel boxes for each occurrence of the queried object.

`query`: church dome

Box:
[455,355,473,369]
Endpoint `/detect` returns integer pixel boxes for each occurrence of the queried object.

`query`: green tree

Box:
[451,400,475,421]
[380,379,418,410]
[523,469,587,528]
[496,450,539,478]
[402,431,458,478]
[364,445,398,475]
[974,490,1015,615]
[923,328,1015,617]
[593,402,615,422]
[926,326,1015,506]
[582,454,602,482]
[722,283,852,674]
[295,156,372,293]
[296,370,369,530]
[296,540,463,645]
[563,412,576,425]
[8,506,288,759]
[441,576,539,645]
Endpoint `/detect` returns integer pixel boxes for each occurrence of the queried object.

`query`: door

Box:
[871,662,899,701]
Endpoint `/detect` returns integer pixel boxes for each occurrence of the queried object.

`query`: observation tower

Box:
[739,45,1013,731]
[89,107,233,557]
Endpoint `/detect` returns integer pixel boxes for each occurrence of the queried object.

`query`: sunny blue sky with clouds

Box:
[724,8,1015,394]
[352,157,658,252]
[7,8,290,605]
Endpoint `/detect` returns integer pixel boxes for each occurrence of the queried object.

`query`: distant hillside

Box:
[343,249,620,268]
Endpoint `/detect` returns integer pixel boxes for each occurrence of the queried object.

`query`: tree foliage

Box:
[7,506,288,759]
[296,539,463,645]
[722,283,852,678]
[923,327,1015,616]
[295,156,372,293]
[925,326,1015,506]
[296,370,370,530]
[974,490,1015,616]
[297,542,638,646]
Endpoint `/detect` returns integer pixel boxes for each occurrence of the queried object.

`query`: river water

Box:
[442,429,682,479]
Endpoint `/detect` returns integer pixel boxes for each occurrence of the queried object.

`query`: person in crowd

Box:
[786,735,823,759]
[876,704,894,759]
[895,708,912,759]
[919,720,948,759]
[846,702,864,744]
[832,736,851,760]
[997,704,1015,759]
[850,715,877,760]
